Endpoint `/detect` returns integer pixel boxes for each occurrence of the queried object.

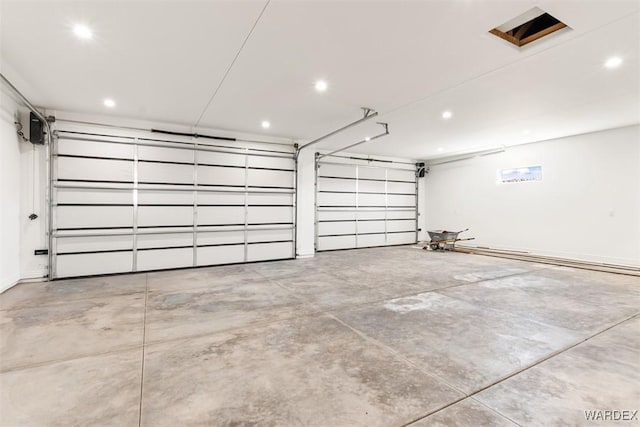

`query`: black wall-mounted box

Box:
[29,112,45,145]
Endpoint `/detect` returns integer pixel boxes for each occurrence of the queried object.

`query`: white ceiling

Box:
[1,0,638,159]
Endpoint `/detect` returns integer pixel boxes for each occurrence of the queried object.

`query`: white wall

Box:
[417,172,428,240]
[295,148,316,257]
[424,125,640,267]
[0,93,22,291]
[0,95,48,291]
[19,131,48,281]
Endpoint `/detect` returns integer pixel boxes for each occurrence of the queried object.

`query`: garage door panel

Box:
[137,248,193,271]
[248,206,292,224]
[197,192,245,206]
[198,151,245,167]
[357,234,386,248]
[247,228,293,243]
[58,139,135,159]
[357,211,386,220]
[317,235,356,251]
[318,178,356,192]
[388,232,417,245]
[387,210,417,220]
[138,206,193,227]
[359,180,385,193]
[318,192,355,207]
[139,191,193,205]
[317,211,356,221]
[56,235,133,253]
[388,219,416,233]
[318,164,356,178]
[247,169,293,188]
[358,167,385,180]
[388,169,415,182]
[388,194,416,206]
[56,252,133,277]
[56,206,133,229]
[138,162,193,184]
[248,156,293,170]
[198,206,245,225]
[388,182,415,193]
[197,245,245,266]
[138,145,193,163]
[358,193,385,207]
[247,242,293,262]
[56,188,132,205]
[198,231,245,246]
[58,157,133,182]
[137,233,193,249]
[318,221,356,236]
[198,165,245,187]
[247,193,292,206]
[358,220,385,234]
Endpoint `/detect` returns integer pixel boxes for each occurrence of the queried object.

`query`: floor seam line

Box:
[314,271,539,316]
[137,273,149,427]
[0,343,144,373]
[469,396,523,427]
[0,290,147,313]
[433,287,640,336]
[326,312,467,396]
[403,312,640,426]
[142,305,325,347]
[255,268,554,322]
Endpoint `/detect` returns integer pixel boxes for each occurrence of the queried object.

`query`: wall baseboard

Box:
[455,246,640,276]
[0,275,48,294]
[0,278,20,294]
[296,253,315,259]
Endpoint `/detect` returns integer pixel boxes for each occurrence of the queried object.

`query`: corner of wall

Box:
[0,92,23,291]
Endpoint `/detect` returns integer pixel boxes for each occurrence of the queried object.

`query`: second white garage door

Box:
[315,156,418,251]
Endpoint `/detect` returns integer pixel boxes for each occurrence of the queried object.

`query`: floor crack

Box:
[137,273,149,427]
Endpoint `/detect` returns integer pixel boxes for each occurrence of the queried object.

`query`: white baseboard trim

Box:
[0,278,20,294]
[19,276,48,284]
[0,274,48,294]
[296,253,315,259]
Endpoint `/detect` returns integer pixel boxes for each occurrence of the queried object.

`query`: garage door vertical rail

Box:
[132,141,139,272]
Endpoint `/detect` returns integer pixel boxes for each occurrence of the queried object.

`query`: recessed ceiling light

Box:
[261,120,271,129]
[103,98,115,108]
[73,24,93,40]
[437,147,444,152]
[604,56,623,69]
[442,111,452,119]
[314,80,328,92]
[365,136,371,141]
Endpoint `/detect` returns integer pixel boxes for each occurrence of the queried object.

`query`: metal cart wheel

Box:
[430,244,439,251]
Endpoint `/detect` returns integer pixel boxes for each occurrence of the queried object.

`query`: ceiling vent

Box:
[489,7,568,48]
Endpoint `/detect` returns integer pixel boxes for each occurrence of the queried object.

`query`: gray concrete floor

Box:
[1,246,638,426]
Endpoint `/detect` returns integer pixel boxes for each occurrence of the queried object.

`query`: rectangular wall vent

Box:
[490,7,568,48]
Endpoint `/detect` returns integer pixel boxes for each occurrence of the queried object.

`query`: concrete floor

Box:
[1,246,638,426]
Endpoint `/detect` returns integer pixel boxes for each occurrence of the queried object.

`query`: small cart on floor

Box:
[424,229,474,251]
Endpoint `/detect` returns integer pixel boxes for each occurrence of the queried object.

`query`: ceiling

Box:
[1,0,638,160]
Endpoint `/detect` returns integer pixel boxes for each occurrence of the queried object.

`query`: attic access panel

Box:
[490,7,568,48]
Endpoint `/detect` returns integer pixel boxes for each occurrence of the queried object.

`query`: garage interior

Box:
[0,1,638,426]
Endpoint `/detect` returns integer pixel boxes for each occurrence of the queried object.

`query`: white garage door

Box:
[315,156,418,251]
[50,126,296,278]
